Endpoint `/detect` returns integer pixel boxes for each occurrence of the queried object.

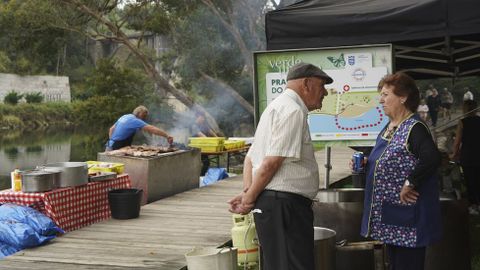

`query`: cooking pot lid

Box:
[22,169,60,176]
[44,162,87,168]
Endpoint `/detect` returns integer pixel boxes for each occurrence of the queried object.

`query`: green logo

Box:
[327,53,346,68]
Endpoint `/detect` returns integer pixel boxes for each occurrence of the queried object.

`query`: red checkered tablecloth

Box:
[0,174,131,232]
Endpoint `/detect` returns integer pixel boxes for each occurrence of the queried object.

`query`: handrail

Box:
[433,106,480,132]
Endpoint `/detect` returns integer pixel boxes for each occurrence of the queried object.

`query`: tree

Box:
[0,0,85,75]
[160,1,297,129]
[1,0,292,134]
[47,0,225,132]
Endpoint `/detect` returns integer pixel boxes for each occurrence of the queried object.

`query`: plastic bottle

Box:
[13,169,22,192]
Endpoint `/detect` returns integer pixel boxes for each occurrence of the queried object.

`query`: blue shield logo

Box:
[348,55,355,66]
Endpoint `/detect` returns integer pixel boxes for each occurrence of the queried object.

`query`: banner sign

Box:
[254,45,393,143]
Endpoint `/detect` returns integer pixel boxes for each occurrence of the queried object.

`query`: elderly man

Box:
[106,105,173,151]
[228,62,332,270]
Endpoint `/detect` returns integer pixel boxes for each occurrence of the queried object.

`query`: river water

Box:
[0,126,108,190]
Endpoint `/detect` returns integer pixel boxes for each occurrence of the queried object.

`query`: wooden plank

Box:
[0,176,243,269]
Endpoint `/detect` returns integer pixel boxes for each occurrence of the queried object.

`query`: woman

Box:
[360,72,442,270]
[451,100,480,215]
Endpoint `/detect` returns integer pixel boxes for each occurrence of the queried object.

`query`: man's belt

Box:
[260,189,312,206]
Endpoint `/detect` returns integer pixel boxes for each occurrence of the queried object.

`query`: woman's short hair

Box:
[133,105,148,117]
[378,72,420,112]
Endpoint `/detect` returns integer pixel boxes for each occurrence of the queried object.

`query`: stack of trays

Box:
[223,140,246,150]
[188,137,225,153]
[87,161,125,174]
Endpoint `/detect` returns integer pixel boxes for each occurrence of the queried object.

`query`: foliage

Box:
[86,58,153,102]
[71,96,133,127]
[0,51,11,72]
[24,92,44,103]
[0,115,24,129]
[0,102,72,128]
[0,0,93,78]
[0,0,286,135]
[3,90,23,105]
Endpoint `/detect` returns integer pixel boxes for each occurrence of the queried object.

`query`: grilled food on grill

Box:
[106,145,177,157]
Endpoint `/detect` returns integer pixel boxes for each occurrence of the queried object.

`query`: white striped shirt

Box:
[247,89,320,199]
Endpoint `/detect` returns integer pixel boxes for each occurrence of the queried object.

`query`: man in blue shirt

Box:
[106,106,174,151]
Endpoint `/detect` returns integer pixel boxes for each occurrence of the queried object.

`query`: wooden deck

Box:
[0,176,243,270]
[0,146,357,269]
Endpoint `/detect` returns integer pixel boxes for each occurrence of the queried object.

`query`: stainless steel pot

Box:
[314,227,336,270]
[21,170,59,192]
[42,162,88,187]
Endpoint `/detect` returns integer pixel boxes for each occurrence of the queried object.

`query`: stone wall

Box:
[0,73,71,103]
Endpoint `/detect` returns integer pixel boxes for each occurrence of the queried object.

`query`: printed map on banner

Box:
[265,52,389,141]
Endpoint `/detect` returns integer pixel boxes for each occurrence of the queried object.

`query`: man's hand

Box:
[400,185,419,204]
[228,193,252,215]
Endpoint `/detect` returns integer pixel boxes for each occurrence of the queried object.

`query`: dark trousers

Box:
[386,245,426,270]
[200,155,210,176]
[429,110,438,126]
[463,166,480,205]
[253,190,314,270]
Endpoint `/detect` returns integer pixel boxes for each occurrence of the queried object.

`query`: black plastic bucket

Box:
[108,188,143,219]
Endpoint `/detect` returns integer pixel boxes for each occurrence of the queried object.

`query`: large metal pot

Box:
[21,170,59,192]
[313,189,370,270]
[314,227,336,270]
[42,162,88,187]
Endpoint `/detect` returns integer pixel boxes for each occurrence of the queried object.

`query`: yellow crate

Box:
[87,161,125,174]
[224,140,238,150]
[189,144,223,153]
[189,137,225,146]
[235,140,245,148]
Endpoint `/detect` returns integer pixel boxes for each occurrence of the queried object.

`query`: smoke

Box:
[144,79,254,147]
[144,109,196,146]
[196,79,254,137]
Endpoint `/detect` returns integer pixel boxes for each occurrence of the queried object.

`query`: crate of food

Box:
[87,161,125,174]
[235,140,246,148]
[223,140,238,150]
[189,137,225,146]
[188,144,223,153]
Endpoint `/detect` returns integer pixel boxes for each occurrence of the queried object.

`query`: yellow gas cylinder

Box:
[231,213,259,266]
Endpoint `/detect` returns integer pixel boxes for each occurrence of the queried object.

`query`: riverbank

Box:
[0,102,73,130]
[0,97,140,130]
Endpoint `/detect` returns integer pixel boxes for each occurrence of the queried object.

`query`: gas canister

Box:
[231,213,259,266]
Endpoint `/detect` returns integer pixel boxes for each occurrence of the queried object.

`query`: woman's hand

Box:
[349,157,367,171]
[400,185,419,204]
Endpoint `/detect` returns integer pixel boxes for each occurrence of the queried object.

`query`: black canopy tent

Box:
[265,0,480,79]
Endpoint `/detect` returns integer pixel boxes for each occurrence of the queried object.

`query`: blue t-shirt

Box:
[108,114,147,147]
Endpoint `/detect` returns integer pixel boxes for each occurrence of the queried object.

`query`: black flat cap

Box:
[287,62,333,84]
